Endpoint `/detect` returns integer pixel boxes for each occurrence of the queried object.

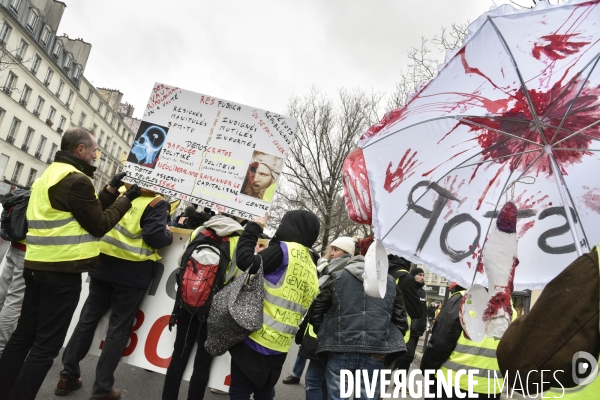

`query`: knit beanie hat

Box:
[410,267,424,276]
[330,236,356,256]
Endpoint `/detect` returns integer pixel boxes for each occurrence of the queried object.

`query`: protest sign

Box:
[64,228,231,388]
[122,83,297,219]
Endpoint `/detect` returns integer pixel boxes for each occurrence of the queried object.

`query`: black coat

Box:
[388,255,425,320]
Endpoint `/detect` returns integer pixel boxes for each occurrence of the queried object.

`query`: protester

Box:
[0,127,141,400]
[57,186,172,400]
[293,236,357,399]
[497,247,599,398]
[0,232,26,355]
[420,284,507,399]
[308,254,408,400]
[427,301,438,324]
[162,215,244,400]
[230,210,320,400]
[392,267,428,372]
[171,205,197,228]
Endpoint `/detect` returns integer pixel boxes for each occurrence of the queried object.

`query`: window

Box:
[26,9,39,31]
[86,89,92,101]
[73,65,82,80]
[104,108,109,119]
[0,154,9,180]
[31,54,41,75]
[0,23,12,45]
[4,72,17,94]
[98,130,105,146]
[78,113,86,126]
[39,25,50,46]
[111,142,116,156]
[16,39,28,61]
[48,143,57,161]
[52,41,62,59]
[11,162,23,183]
[55,80,64,97]
[43,68,53,86]
[19,85,32,105]
[7,118,21,143]
[26,168,37,187]
[66,90,74,107]
[105,137,111,150]
[57,115,66,133]
[22,127,34,151]
[35,135,47,158]
[97,103,102,113]
[47,106,56,123]
[118,147,122,159]
[92,123,97,133]
[63,54,72,70]
[9,0,22,13]
[33,96,44,117]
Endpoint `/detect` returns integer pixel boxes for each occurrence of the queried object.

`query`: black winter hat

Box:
[410,267,424,276]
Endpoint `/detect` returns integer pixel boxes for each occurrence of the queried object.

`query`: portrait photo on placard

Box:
[127,121,169,169]
[240,151,284,203]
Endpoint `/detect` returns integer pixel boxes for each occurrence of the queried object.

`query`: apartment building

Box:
[0,0,134,193]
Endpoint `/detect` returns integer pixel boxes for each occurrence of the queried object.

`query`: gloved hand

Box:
[108,172,127,188]
[124,184,142,201]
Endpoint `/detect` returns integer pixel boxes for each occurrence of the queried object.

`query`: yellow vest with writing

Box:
[26,163,100,262]
[438,290,516,394]
[249,241,319,353]
[546,246,600,400]
[99,195,162,262]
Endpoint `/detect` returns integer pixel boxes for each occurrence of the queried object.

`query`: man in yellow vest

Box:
[420,283,507,399]
[229,210,320,400]
[0,127,141,400]
[57,185,172,400]
[497,247,600,400]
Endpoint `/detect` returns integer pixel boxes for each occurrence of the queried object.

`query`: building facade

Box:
[0,0,134,193]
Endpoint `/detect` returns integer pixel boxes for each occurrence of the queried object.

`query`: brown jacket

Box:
[497,250,599,392]
[25,156,132,273]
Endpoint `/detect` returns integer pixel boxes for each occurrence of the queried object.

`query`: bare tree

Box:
[270,88,381,252]
[387,22,469,111]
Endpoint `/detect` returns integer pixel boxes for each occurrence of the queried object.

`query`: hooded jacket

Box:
[388,255,426,320]
[230,210,320,389]
[308,256,408,362]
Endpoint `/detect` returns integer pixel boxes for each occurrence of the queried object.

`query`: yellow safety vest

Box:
[404,315,412,343]
[25,163,100,262]
[99,195,163,262]
[438,290,515,395]
[188,226,239,284]
[546,245,600,400]
[249,241,319,353]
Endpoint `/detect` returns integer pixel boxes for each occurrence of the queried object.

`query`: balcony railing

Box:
[1,87,12,95]
[34,152,42,160]
[21,144,29,152]
[33,110,40,117]
[18,99,28,107]
[57,127,63,134]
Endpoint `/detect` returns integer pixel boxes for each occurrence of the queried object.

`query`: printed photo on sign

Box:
[240,151,283,203]
[127,121,169,169]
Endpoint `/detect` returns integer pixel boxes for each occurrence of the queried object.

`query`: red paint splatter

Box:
[477,165,505,210]
[483,257,518,321]
[581,187,600,214]
[518,220,535,238]
[467,244,485,273]
[342,148,372,224]
[384,149,419,193]
[532,34,591,61]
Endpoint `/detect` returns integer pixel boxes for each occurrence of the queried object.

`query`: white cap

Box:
[330,236,357,256]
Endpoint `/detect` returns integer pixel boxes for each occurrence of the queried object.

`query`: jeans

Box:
[326,352,384,400]
[162,310,213,400]
[62,278,145,396]
[292,354,307,378]
[305,359,327,400]
[229,360,275,400]
[0,245,26,355]
[0,268,82,400]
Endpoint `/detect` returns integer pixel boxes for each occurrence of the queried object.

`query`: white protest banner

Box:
[122,83,297,219]
[64,228,231,388]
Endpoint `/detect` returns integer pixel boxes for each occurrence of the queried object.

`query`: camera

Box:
[185,207,215,230]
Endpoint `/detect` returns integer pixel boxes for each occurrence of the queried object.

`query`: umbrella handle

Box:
[545,145,583,256]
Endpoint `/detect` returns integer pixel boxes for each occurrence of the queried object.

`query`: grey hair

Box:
[61,127,95,153]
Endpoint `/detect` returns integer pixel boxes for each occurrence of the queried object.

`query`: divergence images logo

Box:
[572,351,599,386]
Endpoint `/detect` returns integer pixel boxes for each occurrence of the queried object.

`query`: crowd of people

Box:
[0,125,597,400]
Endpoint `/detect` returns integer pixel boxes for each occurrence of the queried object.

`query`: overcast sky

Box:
[58,0,511,119]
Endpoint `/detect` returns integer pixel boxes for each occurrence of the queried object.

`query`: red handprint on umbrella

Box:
[384,149,419,193]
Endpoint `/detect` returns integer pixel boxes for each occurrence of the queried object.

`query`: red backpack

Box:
[176,229,231,314]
